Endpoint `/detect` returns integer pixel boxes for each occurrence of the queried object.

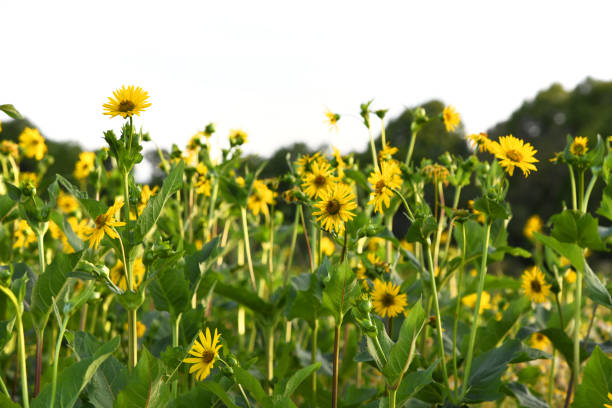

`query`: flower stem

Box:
[573,261,583,394]
[568,165,578,211]
[299,205,314,274]
[368,126,380,172]
[50,315,69,408]
[461,222,492,401]
[577,170,585,213]
[171,314,181,399]
[266,325,275,394]
[284,205,301,286]
[311,318,319,404]
[34,223,46,397]
[452,223,466,399]
[331,324,341,408]
[388,388,397,408]
[405,128,418,166]
[582,173,597,212]
[240,207,257,291]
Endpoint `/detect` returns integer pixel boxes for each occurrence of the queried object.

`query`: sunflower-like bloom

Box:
[367,252,390,274]
[324,109,340,131]
[368,160,402,213]
[523,215,542,240]
[103,85,151,118]
[13,220,37,249]
[194,164,212,197]
[295,152,323,176]
[86,199,126,249]
[302,160,339,199]
[461,291,492,315]
[467,132,491,153]
[529,332,550,351]
[137,185,159,215]
[1,140,19,159]
[442,106,460,132]
[313,183,357,233]
[321,236,335,257]
[183,328,222,381]
[488,135,538,177]
[372,279,407,318]
[74,152,96,180]
[110,257,146,291]
[570,136,588,156]
[19,127,47,160]
[521,266,551,303]
[247,180,276,217]
[57,191,79,214]
[229,129,248,146]
[20,172,38,187]
[605,393,612,408]
[378,142,398,162]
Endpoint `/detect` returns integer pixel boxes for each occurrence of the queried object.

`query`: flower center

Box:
[314,174,327,187]
[572,143,586,156]
[505,149,523,162]
[375,179,386,194]
[201,350,215,364]
[381,293,395,307]
[326,199,341,215]
[94,214,109,228]
[530,279,542,293]
[118,100,136,113]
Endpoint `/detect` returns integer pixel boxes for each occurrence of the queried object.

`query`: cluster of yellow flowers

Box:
[467,132,539,177]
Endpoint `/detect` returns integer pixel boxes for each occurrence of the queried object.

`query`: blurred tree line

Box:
[3,77,612,247]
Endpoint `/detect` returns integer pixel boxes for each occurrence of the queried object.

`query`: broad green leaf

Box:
[572,346,612,408]
[533,232,584,273]
[321,260,360,324]
[199,271,274,315]
[0,393,21,407]
[135,161,184,241]
[185,237,220,290]
[233,366,273,408]
[382,301,426,386]
[148,264,191,318]
[366,317,394,371]
[282,362,321,398]
[70,332,127,408]
[32,336,119,408]
[0,104,22,119]
[503,382,549,408]
[550,210,605,250]
[476,297,530,352]
[597,184,612,222]
[30,251,83,332]
[584,261,612,309]
[539,328,587,371]
[49,210,83,252]
[474,195,510,220]
[0,195,16,220]
[396,361,439,407]
[199,382,240,408]
[56,175,107,219]
[170,383,216,407]
[115,348,171,408]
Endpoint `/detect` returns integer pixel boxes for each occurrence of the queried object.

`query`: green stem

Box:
[388,388,397,408]
[368,126,380,172]
[405,128,418,166]
[207,178,219,238]
[50,315,69,408]
[568,165,578,211]
[548,349,557,406]
[299,205,315,274]
[452,223,467,399]
[331,324,341,408]
[460,222,492,401]
[573,262,583,392]
[311,318,319,404]
[441,186,462,265]
[127,310,138,370]
[284,205,301,286]
[34,227,46,398]
[0,374,9,398]
[266,325,275,393]
[577,170,585,213]
[240,207,257,291]
[582,173,597,212]
[171,314,181,399]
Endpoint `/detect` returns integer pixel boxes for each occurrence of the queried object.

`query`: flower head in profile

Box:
[467,132,491,153]
[378,142,398,162]
[302,160,339,199]
[372,279,407,318]
[442,105,460,132]
[247,179,276,217]
[19,127,47,160]
[229,129,248,147]
[488,135,538,177]
[1,140,19,159]
[103,85,151,118]
[367,252,390,274]
[368,160,402,213]
[110,257,146,291]
[324,109,340,131]
[86,199,126,249]
[523,215,543,240]
[570,136,588,156]
[295,152,323,176]
[74,152,96,180]
[313,183,357,233]
[521,266,551,303]
[183,328,222,381]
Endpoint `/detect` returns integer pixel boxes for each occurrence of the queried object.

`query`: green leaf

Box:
[114,348,171,408]
[0,104,23,119]
[49,210,83,252]
[148,263,191,317]
[321,260,360,324]
[199,382,240,408]
[477,297,530,352]
[233,367,273,408]
[185,237,220,290]
[32,336,119,408]
[0,393,21,407]
[584,261,612,309]
[540,328,587,371]
[382,300,426,387]
[572,346,612,408]
[344,169,369,191]
[550,210,605,250]
[474,195,510,220]
[30,251,83,332]
[56,175,107,219]
[70,331,127,408]
[396,361,439,407]
[135,161,184,241]
[282,362,321,398]
[597,184,612,222]
[533,232,584,273]
[503,382,549,408]
[0,195,16,221]
[199,271,274,315]
[365,317,394,371]
[170,383,216,407]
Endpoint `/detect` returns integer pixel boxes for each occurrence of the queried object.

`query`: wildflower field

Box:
[1,87,612,408]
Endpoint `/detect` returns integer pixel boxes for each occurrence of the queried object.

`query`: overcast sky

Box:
[2,0,612,158]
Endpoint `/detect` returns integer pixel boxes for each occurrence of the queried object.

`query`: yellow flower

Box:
[523,215,543,240]
[565,269,577,284]
[229,129,247,146]
[367,252,390,274]
[183,328,222,381]
[103,85,151,118]
[67,216,89,241]
[461,291,492,315]
[194,164,212,197]
[378,142,398,163]
[57,191,79,214]
[324,109,340,131]
[530,332,550,351]
[110,257,146,291]
[236,176,245,187]
[188,134,202,151]
[605,392,612,408]
[302,160,339,199]
[86,199,126,249]
[74,152,96,180]
[367,237,385,252]
[313,183,357,233]
[20,172,38,186]
[521,266,551,303]
[332,147,346,178]
[49,221,75,254]
[488,135,538,177]
[467,132,491,153]
[1,140,19,159]
[13,220,36,249]
[247,180,276,217]
[137,185,159,215]
[368,160,402,213]
[19,127,47,160]
[570,136,588,156]
[372,279,408,318]
[295,153,322,176]
[123,321,147,338]
[442,105,460,132]
[321,236,335,256]
[422,164,449,185]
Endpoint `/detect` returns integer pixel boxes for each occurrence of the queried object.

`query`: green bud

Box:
[204,122,216,136]
[227,355,239,368]
[358,298,372,314]
[375,109,388,119]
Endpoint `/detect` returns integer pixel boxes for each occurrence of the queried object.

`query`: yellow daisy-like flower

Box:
[467,132,491,153]
[183,328,222,381]
[57,191,79,214]
[605,392,612,408]
[372,279,408,318]
[86,199,126,249]
[324,109,340,131]
[368,160,402,213]
[367,237,386,252]
[194,164,212,197]
[103,85,151,118]
[295,152,323,176]
[461,291,492,315]
[570,136,588,156]
[74,152,96,180]
[442,105,460,132]
[321,236,335,257]
[1,140,19,159]
[530,332,550,351]
[523,215,543,240]
[137,185,159,215]
[19,127,47,160]
[378,142,398,163]
[247,180,276,217]
[13,220,37,249]
[20,172,38,187]
[229,129,248,146]
[110,257,146,291]
[521,266,551,303]
[313,183,357,233]
[367,252,390,274]
[302,160,339,199]
[488,135,538,177]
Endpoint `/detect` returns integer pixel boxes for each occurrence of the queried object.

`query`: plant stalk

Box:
[240,207,257,291]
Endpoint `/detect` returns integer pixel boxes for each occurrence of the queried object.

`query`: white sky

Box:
[2,0,612,158]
